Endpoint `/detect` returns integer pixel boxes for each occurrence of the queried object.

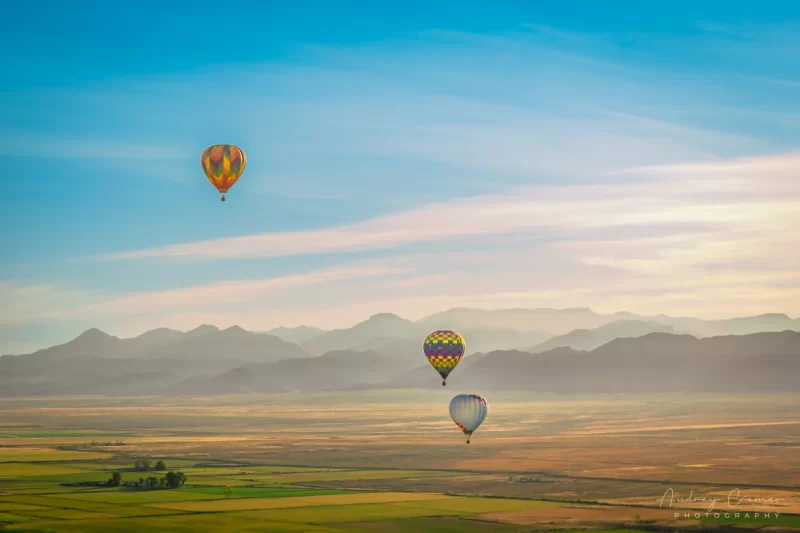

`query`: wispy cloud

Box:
[763,77,800,87]
[84,265,408,316]
[692,21,759,40]
[0,137,190,160]
[1,265,408,325]
[613,151,800,178]
[523,24,594,43]
[102,152,800,263]
[3,26,765,177]
[57,150,794,335]
[0,283,98,324]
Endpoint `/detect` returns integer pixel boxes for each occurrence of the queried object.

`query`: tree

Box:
[164,471,179,489]
[109,472,121,487]
[164,471,188,489]
[225,486,233,499]
[147,476,159,488]
[159,477,167,489]
[154,460,166,471]
[135,459,151,471]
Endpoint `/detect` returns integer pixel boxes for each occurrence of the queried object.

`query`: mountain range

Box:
[269,308,800,349]
[2,308,798,396]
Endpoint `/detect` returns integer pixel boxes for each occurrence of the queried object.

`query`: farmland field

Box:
[0,392,798,532]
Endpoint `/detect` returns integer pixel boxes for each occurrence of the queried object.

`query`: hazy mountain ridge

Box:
[176,349,420,395]
[300,313,421,355]
[1,308,798,396]
[265,326,326,344]
[419,308,800,338]
[530,320,676,353]
[460,331,800,393]
[281,308,799,355]
[0,325,312,396]
[418,307,612,335]
[6,308,797,360]
[199,330,800,394]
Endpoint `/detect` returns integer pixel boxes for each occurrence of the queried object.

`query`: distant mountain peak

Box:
[742,313,789,320]
[185,324,220,336]
[134,327,182,339]
[74,328,114,341]
[221,325,251,335]
[368,313,407,321]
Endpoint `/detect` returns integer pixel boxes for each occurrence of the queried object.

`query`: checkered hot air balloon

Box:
[423,330,465,386]
[200,144,247,202]
[450,394,488,444]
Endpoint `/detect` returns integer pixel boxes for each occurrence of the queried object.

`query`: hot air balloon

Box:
[449,394,488,444]
[423,330,465,386]
[200,144,247,202]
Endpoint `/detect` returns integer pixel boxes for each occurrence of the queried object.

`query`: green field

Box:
[0,438,584,533]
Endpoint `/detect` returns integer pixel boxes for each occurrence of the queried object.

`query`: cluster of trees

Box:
[514,476,554,484]
[134,474,186,489]
[107,462,186,490]
[137,476,161,488]
[134,459,167,471]
[91,440,126,446]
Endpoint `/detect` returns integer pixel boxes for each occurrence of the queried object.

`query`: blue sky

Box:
[2,1,799,352]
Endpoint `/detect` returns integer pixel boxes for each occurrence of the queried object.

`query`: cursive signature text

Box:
[660,488,785,512]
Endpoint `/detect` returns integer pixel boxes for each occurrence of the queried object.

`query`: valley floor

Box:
[0,392,798,532]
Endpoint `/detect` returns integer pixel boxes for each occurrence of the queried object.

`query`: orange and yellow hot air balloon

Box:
[200,144,247,202]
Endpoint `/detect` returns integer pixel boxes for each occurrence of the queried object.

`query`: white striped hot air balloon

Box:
[449,394,488,444]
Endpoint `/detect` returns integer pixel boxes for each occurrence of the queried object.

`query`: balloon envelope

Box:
[423,330,465,384]
[201,144,247,198]
[449,394,488,443]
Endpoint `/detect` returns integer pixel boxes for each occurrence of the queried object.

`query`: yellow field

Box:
[152,491,448,512]
[0,464,85,479]
[0,449,112,462]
